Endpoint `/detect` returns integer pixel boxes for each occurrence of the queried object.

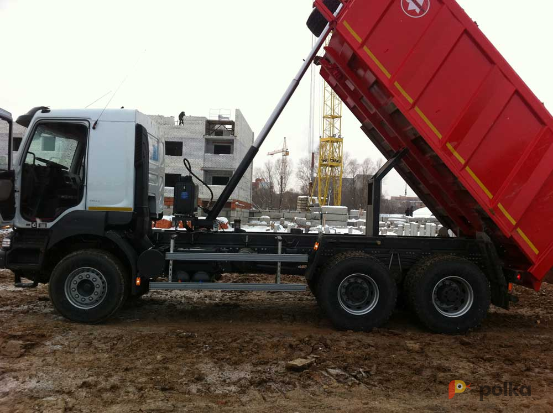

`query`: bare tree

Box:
[260,159,277,209]
[275,157,293,210]
[296,157,313,195]
[252,167,272,209]
[355,158,375,208]
[341,152,360,209]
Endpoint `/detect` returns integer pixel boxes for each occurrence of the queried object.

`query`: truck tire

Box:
[317,251,396,332]
[307,0,341,37]
[406,255,490,334]
[49,249,128,324]
[401,255,431,310]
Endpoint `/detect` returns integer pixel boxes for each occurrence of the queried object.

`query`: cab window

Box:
[21,122,88,222]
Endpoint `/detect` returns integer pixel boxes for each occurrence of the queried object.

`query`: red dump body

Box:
[317,0,553,289]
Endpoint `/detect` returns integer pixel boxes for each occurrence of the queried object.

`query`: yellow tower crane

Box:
[317,45,344,206]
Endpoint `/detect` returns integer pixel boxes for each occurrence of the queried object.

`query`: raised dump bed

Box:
[311,0,553,289]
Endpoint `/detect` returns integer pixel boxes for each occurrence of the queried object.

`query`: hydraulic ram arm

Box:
[206,3,343,221]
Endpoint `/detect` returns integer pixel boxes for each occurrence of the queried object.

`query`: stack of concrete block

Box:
[349,209,361,219]
[229,209,250,220]
[269,211,284,219]
[283,211,297,220]
[425,223,437,237]
[322,206,349,227]
[396,224,404,236]
[310,205,322,224]
[297,196,309,212]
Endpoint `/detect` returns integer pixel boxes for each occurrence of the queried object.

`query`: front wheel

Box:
[49,249,128,323]
[406,256,490,334]
[317,252,397,332]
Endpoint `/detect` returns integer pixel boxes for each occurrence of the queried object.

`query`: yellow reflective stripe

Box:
[517,228,539,255]
[394,82,414,104]
[446,143,466,165]
[498,203,516,226]
[465,167,493,200]
[343,21,362,43]
[415,107,442,139]
[342,22,391,79]
[363,46,391,79]
[88,207,133,212]
[496,205,538,255]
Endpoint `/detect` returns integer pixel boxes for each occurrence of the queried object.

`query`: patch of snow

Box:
[413,207,433,218]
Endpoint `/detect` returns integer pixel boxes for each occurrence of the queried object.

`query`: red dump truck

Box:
[310,0,553,290]
[0,0,550,334]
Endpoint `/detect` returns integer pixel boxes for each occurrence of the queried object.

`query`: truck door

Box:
[19,121,88,223]
[0,108,16,224]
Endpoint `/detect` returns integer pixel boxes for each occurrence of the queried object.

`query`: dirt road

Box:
[1,269,553,412]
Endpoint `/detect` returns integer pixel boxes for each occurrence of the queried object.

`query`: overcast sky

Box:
[1,0,552,197]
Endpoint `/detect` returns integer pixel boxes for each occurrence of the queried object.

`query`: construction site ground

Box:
[1,269,553,413]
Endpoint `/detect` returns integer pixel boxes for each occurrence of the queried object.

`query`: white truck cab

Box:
[0,107,167,309]
[0,107,164,229]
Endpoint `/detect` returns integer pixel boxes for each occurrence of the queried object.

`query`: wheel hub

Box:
[347,283,369,302]
[64,267,108,309]
[437,281,462,303]
[338,273,379,316]
[432,276,474,318]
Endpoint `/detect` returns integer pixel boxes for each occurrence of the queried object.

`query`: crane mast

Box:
[317,40,344,206]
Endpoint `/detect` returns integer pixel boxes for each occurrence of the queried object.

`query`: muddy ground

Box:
[1,270,553,413]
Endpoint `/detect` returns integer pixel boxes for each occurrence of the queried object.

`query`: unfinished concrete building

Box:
[150,110,254,219]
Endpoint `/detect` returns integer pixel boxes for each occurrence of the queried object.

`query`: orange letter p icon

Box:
[449,380,469,399]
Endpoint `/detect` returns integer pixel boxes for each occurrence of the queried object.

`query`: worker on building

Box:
[178,111,186,126]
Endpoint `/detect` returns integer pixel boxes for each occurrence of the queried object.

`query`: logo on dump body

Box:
[449,380,470,399]
[401,0,431,18]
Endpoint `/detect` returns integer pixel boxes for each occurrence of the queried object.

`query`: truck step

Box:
[149,282,307,292]
[166,253,309,263]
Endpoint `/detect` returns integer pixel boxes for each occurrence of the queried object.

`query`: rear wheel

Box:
[49,249,128,323]
[317,252,396,332]
[406,256,490,334]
